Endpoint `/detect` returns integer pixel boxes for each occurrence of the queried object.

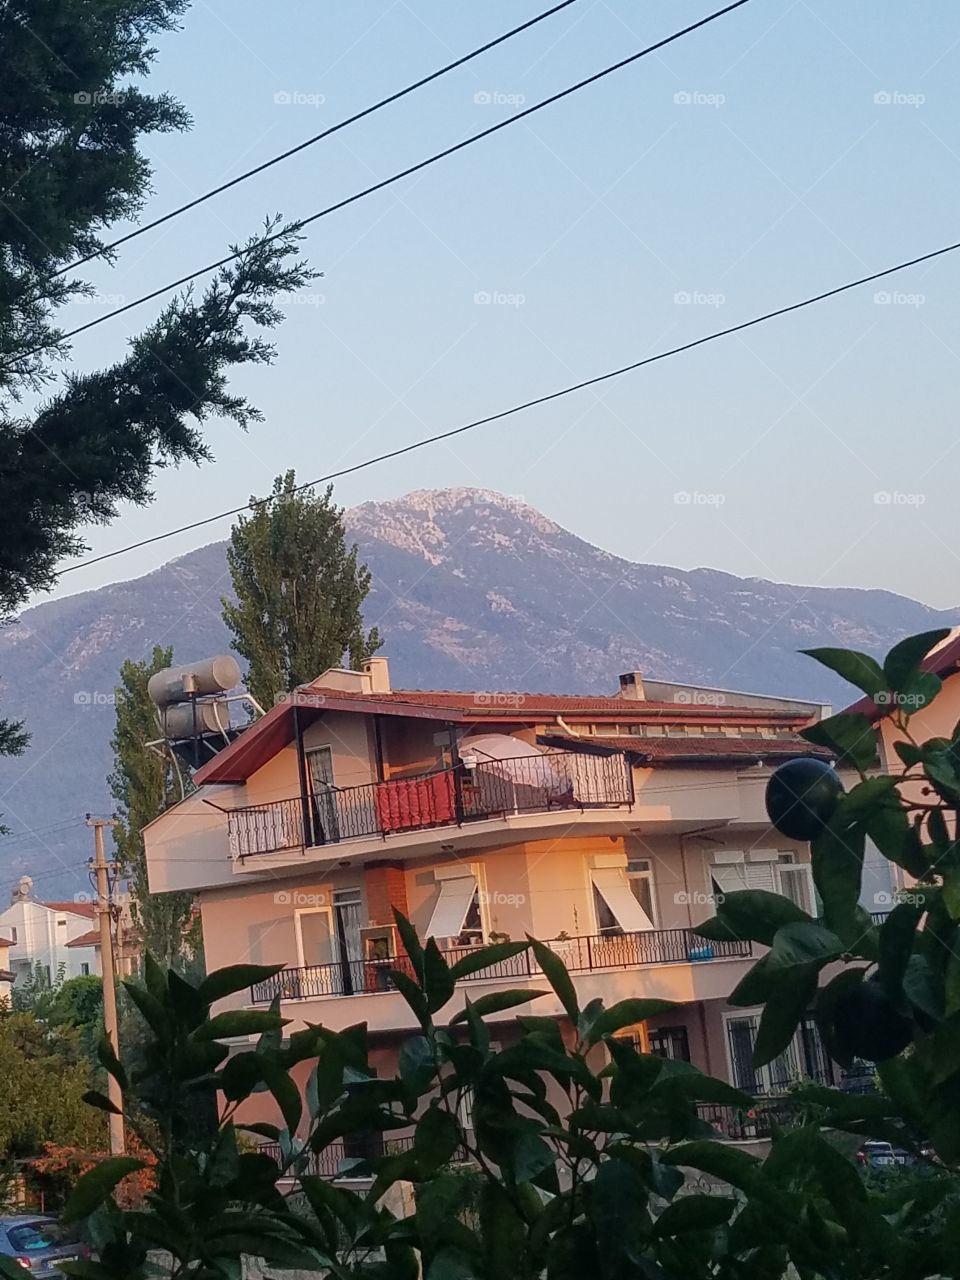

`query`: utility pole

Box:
[87,815,125,1156]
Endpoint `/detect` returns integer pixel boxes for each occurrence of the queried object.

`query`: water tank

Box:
[161,699,232,740]
[148,656,241,707]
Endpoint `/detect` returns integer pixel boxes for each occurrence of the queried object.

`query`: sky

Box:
[41,0,960,611]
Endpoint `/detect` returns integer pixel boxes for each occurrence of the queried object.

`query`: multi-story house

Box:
[0,883,100,984]
[145,655,880,1142]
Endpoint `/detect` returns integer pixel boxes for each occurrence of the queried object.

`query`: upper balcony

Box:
[226,749,633,861]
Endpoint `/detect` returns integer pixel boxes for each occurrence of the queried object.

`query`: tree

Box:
[221,471,382,707]
[0,0,314,773]
[0,1012,104,1159]
[110,646,198,971]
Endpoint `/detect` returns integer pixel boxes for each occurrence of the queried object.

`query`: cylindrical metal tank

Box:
[161,699,232,740]
[147,656,242,707]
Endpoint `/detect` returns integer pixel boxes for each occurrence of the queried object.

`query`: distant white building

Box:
[0,934,14,1002]
[0,877,100,984]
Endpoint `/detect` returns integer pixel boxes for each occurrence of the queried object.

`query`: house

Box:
[0,933,14,1002]
[144,655,863,1139]
[0,879,100,984]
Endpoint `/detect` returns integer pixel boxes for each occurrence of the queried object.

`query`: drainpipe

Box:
[555,715,581,738]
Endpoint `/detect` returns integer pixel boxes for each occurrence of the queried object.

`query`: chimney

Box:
[618,671,645,701]
[363,656,391,694]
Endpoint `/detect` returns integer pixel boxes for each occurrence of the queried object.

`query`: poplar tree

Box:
[222,472,382,707]
[109,646,198,971]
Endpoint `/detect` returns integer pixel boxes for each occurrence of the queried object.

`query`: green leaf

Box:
[698,889,810,948]
[800,648,886,697]
[423,938,456,1014]
[390,968,430,1026]
[585,998,677,1046]
[448,941,529,981]
[198,963,284,1004]
[652,1195,736,1236]
[815,968,867,1068]
[262,1059,302,1133]
[81,1089,121,1116]
[449,989,550,1025]
[393,910,425,982]
[728,953,784,1008]
[769,921,843,967]
[811,813,865,942]
[883,629,951,690]
[121,980,171,1039]
[414,1105,461,1172]
[62,1156,146,1223]
[527,937,579,1024]
[96,1034,128,1091]
[753,964,819,1067]
[878,902,922,999]
[801,713,878,770]
[662,1141,761,1191]
[194,1009,287,1041]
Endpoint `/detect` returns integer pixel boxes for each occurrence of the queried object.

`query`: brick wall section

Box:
[364,861,409,928]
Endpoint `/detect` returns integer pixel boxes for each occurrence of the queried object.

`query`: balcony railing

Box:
[249,926,752,1003]
[228,750,633,859]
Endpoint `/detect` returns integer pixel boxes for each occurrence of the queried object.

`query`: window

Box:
[649,1025,690,1061]
[725,1012,834,1095]
[57,918,67,927]
[627,859,657,927]
[711,851,814,913]
[426,871,484,946]
[7,927,16,944]
[592,867,654,934]
[80,963,90,977]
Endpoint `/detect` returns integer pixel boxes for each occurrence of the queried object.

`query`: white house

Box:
[0,878,100,984]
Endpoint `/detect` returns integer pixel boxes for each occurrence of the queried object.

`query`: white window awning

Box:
[426,874,477,939]
[592,868,654,932]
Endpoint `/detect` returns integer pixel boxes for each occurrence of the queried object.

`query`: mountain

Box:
[0,487,954,894]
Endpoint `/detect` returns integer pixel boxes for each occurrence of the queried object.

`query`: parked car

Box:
[0,1217,89,1276]
[857,1141,897,1169]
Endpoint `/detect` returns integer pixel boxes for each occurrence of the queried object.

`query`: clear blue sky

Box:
[47,0,960,609]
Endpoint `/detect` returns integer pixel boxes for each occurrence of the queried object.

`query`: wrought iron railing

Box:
[259,1133,472,1181]
[228,750,633,859]
[249,926,752,1003]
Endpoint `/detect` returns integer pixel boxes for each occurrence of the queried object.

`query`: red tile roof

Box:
[541,733,831,765]
[195,683,817,786]
[65,928,101,948]
[41,900,97,920]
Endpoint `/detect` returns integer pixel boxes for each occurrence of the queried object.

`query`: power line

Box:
[58,235,960,578]
[32,0,752,357]
[52,1,580,279]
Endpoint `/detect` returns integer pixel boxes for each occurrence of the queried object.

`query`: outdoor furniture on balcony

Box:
[248,925,752,1003]
[227,749,633,859]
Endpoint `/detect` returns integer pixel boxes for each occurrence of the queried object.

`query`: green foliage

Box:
[0,0,313,778]
[0,1011,105,1158]
[109,646,199,972]
[221,471,382,707]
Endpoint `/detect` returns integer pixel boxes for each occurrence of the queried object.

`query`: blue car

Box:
[0,1217,89,1276]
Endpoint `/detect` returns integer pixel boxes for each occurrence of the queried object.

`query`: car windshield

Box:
[7,1222,72,1251]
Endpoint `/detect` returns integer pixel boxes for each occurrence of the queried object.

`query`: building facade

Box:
[0,886,99,985]
[143,656,870,1140]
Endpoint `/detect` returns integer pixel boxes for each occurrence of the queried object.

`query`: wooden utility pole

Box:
[87,815,125,1155]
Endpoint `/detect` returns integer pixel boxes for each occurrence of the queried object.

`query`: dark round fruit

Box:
[833,978,913,1063]
[765,757,844,841]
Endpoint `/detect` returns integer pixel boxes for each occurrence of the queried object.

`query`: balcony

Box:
[249,926,752,1003]
[227,750,633,860]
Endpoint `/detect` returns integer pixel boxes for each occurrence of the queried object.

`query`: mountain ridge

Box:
[0,487,954,893]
